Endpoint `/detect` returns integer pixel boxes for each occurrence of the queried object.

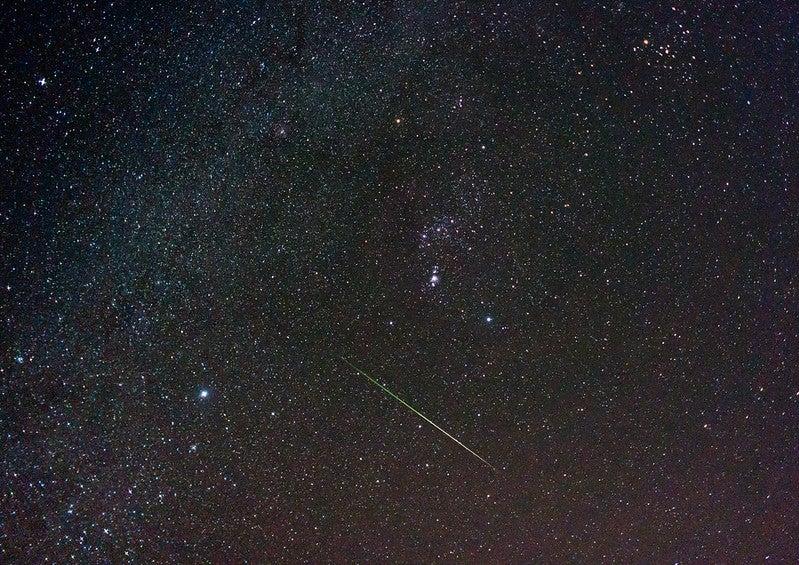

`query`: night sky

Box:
[3,1,799,562]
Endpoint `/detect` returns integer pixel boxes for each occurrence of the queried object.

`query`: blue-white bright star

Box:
[199,389,209,399]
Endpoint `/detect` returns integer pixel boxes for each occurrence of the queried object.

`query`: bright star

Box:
[199,389,209,399]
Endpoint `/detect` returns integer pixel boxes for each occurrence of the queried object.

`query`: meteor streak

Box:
[340,357,497,471]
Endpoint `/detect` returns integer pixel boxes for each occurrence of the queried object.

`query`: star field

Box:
[2,1,798,562]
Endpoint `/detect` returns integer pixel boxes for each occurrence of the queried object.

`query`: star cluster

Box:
[2,1,798,562]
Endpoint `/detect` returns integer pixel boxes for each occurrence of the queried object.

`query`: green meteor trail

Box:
[340,357,497,471]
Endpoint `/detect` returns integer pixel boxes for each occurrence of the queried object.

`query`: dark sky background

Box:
[2,1,798,562]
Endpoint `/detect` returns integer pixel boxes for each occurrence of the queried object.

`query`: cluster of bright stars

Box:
[429,265,440,287]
